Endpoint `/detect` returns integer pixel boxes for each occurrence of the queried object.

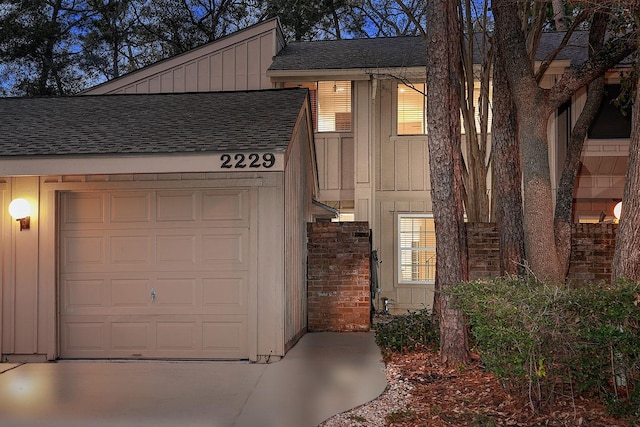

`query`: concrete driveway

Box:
[0,332,386,427]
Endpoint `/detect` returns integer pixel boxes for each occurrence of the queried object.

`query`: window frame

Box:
[397,213,436,285]
[316,80,353,133]
[396,82,426,136]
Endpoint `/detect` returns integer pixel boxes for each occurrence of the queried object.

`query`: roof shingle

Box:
[269,32,590,72]
[0,89,308,157]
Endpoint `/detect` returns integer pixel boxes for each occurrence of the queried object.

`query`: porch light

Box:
[614,201,622,222]
[8,198,31,231]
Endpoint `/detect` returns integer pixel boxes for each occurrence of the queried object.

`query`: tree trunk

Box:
[612,11,640,282]
[554,12,608,276]
[493,0,562,282]
[552,0,567,31]
[492,44,525,276]
[426,0,470,367]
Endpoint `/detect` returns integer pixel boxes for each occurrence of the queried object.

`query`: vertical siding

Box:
[83,20,280,95]
[315,133,355,200]
[371,79,435,313]
[2,177,40,356]
[283,115,312,349]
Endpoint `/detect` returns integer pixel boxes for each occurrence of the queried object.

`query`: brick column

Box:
[307,222,371,331]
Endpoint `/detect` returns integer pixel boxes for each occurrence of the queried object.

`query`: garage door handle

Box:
[151,288,157,302]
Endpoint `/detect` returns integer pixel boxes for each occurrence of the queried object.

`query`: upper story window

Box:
[396,82,493,135]
[398,214,436,284]
[285,81,352,132]
[317,81,352,132]
[397,83,426,135]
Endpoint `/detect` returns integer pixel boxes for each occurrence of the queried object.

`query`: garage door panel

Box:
[111,322,151,351]
[156,192,196,221]
[62,193,106,225]
[202,190,248,224]
[63,322,107,353]
[203,321,246,352]
[111,279,150,307]
[62,236,106,268]
[156,234,196,264]
[154,279,196,307]
[202,229,249,267]
[110,192,151,223]
[109,235,150,264]
[60,189,251,359]
[157,322,197,350]
[202,276,247,314]
[64,279,106,309]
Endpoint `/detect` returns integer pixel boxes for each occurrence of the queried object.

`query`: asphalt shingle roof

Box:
[269,37,427,71]
[0,88,308,157]
[269,32,590,72]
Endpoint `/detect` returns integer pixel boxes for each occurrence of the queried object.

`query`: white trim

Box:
[0,152,286,176]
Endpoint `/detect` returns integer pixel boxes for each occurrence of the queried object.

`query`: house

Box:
[0,88,319,362]
[0,18,630,362]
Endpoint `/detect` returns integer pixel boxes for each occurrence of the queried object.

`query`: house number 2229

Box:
[220,153,276,169]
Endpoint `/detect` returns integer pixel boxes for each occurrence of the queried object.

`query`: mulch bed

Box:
[385,349,636,427]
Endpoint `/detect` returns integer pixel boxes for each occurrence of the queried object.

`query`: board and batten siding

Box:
[83,19,283,95]
[314,133,355,202]
[283,111,315,350]
[372,79,435,313]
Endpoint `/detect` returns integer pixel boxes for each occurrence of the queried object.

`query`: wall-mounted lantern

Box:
[614,201,622,223]
[8,198,31,231]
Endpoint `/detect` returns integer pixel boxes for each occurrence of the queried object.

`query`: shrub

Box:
[447,277,640,414]
[374,308,439,354]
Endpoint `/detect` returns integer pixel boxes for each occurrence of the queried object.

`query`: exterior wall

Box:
[372,78,433,313]
[283,109,315,351]
[314,132,355,202]
[83,19,283,95]
[0,172,290,361]
[307,222,370,332]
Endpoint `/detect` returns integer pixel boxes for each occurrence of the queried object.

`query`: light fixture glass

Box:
[614,201,622,220]
[8,198,31,231]
[9,198,30,219]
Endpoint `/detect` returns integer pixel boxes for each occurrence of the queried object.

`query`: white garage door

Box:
[59,189,251,359]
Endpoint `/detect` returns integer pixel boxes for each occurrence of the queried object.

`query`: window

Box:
[398,214,436,284]
[317,81,352,132]
[396,82,493,135]
[397,83,425,135]
[285,81,352,132]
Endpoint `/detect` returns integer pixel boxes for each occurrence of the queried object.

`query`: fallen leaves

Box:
[383,349,635,427]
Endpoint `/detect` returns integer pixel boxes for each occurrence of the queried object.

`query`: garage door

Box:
[59,189,251,359]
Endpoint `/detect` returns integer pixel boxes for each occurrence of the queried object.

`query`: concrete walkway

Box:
[0,332,386,427]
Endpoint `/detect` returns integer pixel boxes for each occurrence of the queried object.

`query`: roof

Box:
[269,37,427,71]
[269,31,590,72]
[0,88,308,157]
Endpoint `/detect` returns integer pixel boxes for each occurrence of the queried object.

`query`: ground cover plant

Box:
[370,277,640,426]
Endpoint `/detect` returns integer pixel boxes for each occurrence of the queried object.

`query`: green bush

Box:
[447,277,640,414]
[374,308,439,353]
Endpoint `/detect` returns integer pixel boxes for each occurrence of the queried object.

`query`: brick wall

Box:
[568,223,617,284]
[467,223,501,280]
[307,222,371,332]
[466,223,618,284]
